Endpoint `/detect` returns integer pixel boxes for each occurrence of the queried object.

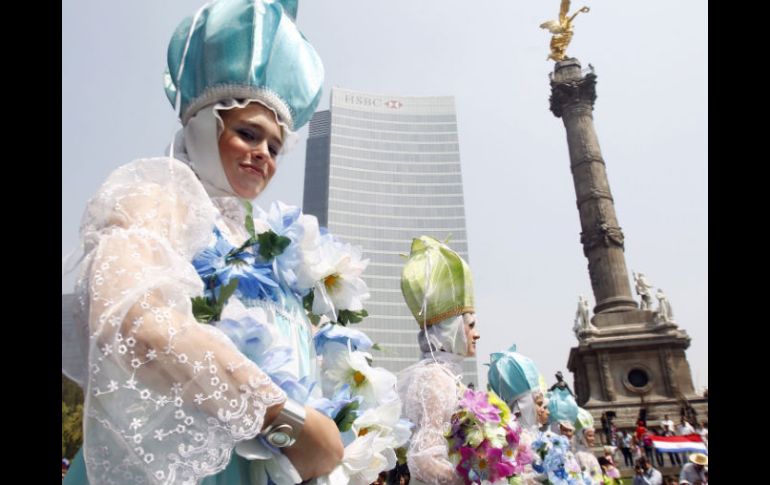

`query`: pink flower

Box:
[458,389,501,424]
[484,446,516,482]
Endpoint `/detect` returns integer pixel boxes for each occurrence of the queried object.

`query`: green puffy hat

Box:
[401,236,475,327]
[575,407,595,433]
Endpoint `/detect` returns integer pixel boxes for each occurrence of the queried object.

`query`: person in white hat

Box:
[679,453,708,484]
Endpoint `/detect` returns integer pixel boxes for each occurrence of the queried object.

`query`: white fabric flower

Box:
[292,214,327,292]
[220,297,269,325]
[351,399,411,449]
[311,235,370,321]
[331,430,397,485]
[321,342,396,407]
[236,438,302,485]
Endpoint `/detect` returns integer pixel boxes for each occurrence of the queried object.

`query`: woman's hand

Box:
[281,406,344,480]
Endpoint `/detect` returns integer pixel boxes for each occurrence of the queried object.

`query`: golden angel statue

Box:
[540,0,590,61]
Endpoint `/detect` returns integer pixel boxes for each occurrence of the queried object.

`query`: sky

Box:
[62,0,708,392]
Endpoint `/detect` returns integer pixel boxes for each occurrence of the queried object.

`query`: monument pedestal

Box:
[569,311,707,429]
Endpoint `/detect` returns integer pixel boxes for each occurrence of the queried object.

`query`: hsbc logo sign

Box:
[342,94,404,109]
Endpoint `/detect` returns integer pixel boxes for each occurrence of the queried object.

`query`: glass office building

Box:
[303,87,477,383]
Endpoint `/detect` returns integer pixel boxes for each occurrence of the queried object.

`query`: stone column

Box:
[549,58,637,314]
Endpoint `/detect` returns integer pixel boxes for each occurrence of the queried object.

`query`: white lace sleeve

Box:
[71,158,287,485]
[399,364,463,485]
[575,450,602,484]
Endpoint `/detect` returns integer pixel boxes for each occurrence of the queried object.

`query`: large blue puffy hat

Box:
[547,387,579,425]
[164,0,323,130]
[487,343,542,405]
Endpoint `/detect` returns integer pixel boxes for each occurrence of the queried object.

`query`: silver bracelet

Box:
[261,398,306,448]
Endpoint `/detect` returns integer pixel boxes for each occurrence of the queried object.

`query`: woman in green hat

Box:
[396,236,480,485]
[574,408,603,484]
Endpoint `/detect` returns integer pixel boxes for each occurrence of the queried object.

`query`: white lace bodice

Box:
[574,448,602,485]
[396,355,464,485]
[64,158,289,485]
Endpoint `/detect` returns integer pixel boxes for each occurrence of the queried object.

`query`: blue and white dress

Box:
[63,158,405,485]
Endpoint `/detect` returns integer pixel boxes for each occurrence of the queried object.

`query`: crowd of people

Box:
[601,415,708,484]
[601,414,708,470]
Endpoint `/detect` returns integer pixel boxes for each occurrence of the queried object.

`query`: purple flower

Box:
[505,424,521,447]
[458,389,501,424]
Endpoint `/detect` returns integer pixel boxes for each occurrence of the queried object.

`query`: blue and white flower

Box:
[216,300,295,385]
[314,323,373,355]
[257,201,304,288]
[307,384,361,422]
[193,230,279,301]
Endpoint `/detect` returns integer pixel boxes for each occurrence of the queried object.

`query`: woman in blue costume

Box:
[59,1,381,483]
[488,346,590,485]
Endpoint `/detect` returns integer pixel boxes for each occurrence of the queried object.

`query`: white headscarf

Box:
[575,427,593,451]
[171,103,233,197]
[515,392,539,433]
[418,314,469,358]
[168,99,297,199]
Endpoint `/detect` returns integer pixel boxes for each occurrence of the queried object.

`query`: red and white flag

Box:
[650,434,708,454]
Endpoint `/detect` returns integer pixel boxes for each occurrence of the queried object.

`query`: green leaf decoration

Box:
[191,296,216,323]
[243,200,256,239]
[303,292,314,312]
[190,278,239,324]
[337,309,368,326]
[302,292,322,325]
[228,237,257,261]
[257,230,291,260]
[334,400,360,432]
[214,279,239,315]
[307,313,321,326]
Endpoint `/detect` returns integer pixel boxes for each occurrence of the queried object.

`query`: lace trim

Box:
[182,85,294,129]
[69,158,289,484]
[210,197,247,226]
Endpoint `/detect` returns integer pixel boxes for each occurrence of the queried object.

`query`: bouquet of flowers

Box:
[191,200,370,326]
[530,432,585,485]
[191,200,410,485]
[445,388,531,485]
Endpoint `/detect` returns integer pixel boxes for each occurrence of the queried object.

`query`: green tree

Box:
[62,374,84,460]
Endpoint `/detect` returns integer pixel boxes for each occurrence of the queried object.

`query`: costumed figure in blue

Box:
[488,346,587,485]
[61,1,408,484]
